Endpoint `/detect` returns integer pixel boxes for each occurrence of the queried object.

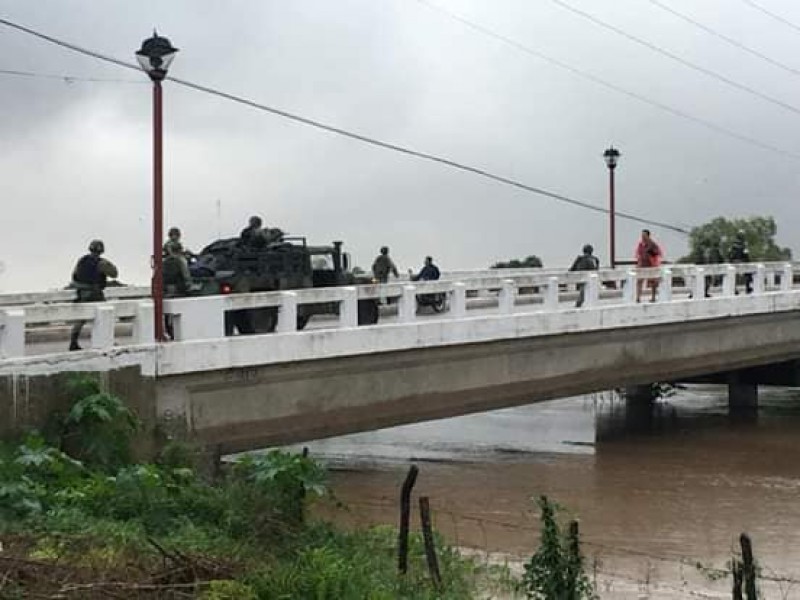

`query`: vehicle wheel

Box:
[228,309,257,335]
[252,307,278,333]
[431,294,447,313]
[357,299,379,325]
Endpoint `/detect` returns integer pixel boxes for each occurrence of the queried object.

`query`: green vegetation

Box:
[522,496,595,600]
[492,255,544,269]
[0,375,515,599]
[681,215,792,263]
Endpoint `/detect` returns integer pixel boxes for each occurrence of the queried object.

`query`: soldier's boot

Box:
[69,328,82,351]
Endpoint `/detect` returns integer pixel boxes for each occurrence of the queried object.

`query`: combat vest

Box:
[73,254,106,289]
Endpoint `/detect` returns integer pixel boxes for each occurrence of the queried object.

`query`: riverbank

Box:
[0,438,522,599]
[308,388,800,599]
[0,374,524,599]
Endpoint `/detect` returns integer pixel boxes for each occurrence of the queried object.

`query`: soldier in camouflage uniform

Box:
[69,240,118,351]
[569,244,600,308]
[371,246,399,284]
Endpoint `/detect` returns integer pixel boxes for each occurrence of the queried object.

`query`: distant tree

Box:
[492,255,543,269]
[680,216,792,263]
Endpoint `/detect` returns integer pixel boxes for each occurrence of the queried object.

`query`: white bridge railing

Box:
[0,262,796,360]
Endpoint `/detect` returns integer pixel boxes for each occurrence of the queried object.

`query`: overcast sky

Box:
[1,0,800,291]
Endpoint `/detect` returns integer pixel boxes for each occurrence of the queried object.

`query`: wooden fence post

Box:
[419,496,442,590]
[740,533,757,600]
[732,560,744,600]
[397,465,419,575]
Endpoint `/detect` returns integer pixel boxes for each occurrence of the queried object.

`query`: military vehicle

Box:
[188,236,379,335]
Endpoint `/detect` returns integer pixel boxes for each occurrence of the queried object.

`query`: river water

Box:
[290,386,800,599]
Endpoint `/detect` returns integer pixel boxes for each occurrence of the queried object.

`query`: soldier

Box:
[700,237,723,297]
[729,230,753,294]
[69,240,118,351]
[372,246,399,284]
[569,244,600,307]
[163,239,192,296]
[240,216,264,248]
[164,227,195,259]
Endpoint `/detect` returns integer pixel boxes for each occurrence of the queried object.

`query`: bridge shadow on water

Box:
[594,385,800,445]
[277,385,800,469]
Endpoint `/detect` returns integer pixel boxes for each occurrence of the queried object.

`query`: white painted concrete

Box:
[0,263,796,374]
[157,289,800,376]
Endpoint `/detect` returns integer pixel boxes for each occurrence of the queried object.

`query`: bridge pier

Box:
[728,371,758,411]
[620,384,656,433]
[624,384,655,404]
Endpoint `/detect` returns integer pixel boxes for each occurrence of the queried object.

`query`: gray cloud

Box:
[1,0,799,291]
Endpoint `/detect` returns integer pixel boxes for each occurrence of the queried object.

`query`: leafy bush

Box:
[60,375,139,470]
[227,451,327,539]
[523,496,595,600]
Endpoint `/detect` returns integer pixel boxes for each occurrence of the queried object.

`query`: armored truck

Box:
[189,236,379,335]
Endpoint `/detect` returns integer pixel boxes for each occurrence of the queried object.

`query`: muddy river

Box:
[290,386,800,598]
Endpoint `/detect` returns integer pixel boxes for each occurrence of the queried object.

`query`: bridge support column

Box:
[728,372,758,411]
[625,384,654,405]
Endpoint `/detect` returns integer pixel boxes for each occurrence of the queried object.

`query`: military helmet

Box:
[582,244,593,255]
[88,240,105,254]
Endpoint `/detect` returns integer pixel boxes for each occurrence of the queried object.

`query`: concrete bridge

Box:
[1,262,799,455]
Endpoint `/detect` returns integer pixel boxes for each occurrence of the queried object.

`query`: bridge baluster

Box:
[91,305,116,350]
[450,282,466,318]
[544,277,559,310]
[723,265,737,296]
[623,271,637,303]
[399,285,417,323]
[499,280,515,314]
[0,309,25,358]
[782,263,793,291]
[133,301,154,344]
[278,291,299,333]
[754,264,765,295]
[172,296,226,341]
[692,267,705,300]
[585,274,599,307]
[660,268,672,302]
[339,287,358,328]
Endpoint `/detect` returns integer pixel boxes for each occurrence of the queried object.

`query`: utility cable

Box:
[415,0,800,162]
[740,0,800,34]
[647,0,800,77]
[0,67,143,83]
[0,16,690,234]
[548,0,800,118]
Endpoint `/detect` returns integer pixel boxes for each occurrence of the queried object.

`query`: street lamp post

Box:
[603,146,621,269]
[136,32,178,342]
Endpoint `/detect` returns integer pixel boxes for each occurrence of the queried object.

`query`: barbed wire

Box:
[334,496,800,586]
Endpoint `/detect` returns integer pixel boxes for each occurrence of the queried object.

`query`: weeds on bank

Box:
[522,496,596,600]
[0,374,502,599]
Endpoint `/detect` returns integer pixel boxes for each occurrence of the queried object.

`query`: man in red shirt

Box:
[635,229,663,303]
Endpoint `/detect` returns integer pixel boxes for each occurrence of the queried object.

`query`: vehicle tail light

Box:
[220,283,233,294]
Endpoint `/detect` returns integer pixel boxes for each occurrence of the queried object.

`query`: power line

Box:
[0,16,691,235]
[647,0,800,77]
[0,67,143,84]
[548,0,800,118]
[414,0,800,162]
[740,0,800,34]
